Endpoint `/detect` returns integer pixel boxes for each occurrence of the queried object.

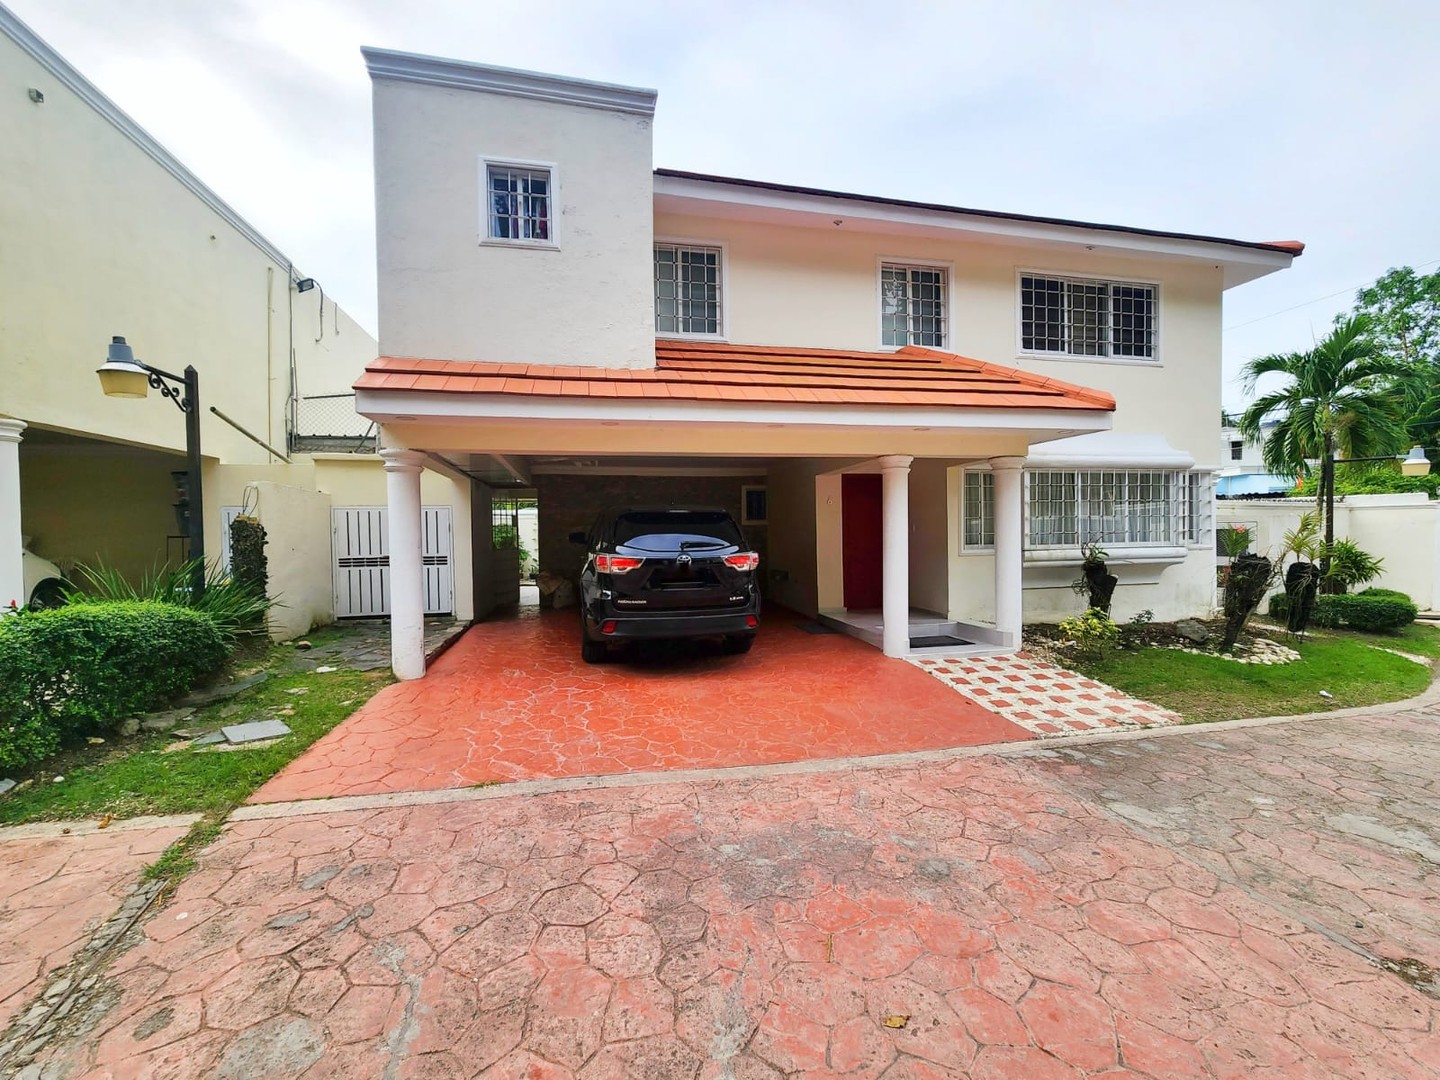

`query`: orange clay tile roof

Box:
[355,341,1117,412]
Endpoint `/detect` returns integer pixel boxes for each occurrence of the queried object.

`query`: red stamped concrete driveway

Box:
[254,609,1027,802]
[0,817,192,1031]
[29,707,1440,1079]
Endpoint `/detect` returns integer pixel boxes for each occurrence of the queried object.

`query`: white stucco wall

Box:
[1218,496,1440,611]
[372,78,655,367]
[245,481,333,640]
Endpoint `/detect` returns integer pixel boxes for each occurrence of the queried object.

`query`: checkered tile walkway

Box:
[910,652,1181,737]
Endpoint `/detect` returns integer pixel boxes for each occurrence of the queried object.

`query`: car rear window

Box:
[612,510,742,548]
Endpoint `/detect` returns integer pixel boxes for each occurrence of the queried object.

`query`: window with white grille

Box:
[1027,469,1186,548]
[655,244,722,335]
[1180,472,1212,546]
[485,163,552,243]
[1020,273,1157,360]
[961,470,994,549]
[881,263,947,347]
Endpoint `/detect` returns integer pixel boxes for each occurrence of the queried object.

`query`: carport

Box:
[354,342,1115,680]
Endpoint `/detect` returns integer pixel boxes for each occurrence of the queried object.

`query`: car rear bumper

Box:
[584,604,759,640]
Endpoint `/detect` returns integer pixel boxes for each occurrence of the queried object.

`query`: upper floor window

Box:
[1229,440,1244,460]
[881,262,947,348]
[655,243,723,336]
[1020,273,1157,361]
[485,162,552,243]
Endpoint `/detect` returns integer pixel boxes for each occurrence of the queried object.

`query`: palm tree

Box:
[1238,314,1408,560]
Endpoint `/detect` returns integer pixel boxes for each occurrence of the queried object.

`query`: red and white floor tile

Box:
[911,652,1181,736]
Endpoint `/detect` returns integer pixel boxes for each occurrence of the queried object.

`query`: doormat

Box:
[910,635,973,649]
[796,622,840,634]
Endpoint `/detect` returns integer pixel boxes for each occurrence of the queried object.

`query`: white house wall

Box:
[371,77,655,368]
[651,211,1224,470]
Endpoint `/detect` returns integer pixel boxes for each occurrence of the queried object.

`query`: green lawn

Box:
[1072,634,1432,724]
[0,657,390,826]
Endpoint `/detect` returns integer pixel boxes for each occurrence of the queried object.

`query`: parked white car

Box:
[21,540,66,608]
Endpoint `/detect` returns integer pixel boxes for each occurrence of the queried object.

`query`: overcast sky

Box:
[12,0,1440,409]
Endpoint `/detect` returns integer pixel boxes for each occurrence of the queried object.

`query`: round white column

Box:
[381,448,427,680]
[990,456,1026,650]
[879,455,914,658]
[0,418,26,615]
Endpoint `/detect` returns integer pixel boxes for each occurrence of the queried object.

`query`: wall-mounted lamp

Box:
[295,277,316,293]
[27,88,44,104]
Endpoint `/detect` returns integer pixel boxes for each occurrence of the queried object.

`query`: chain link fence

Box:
[290,393,377,453]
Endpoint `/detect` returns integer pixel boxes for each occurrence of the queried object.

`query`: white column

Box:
[382,448,427,680]
[879,455,914,658]
[990,456,1025,649]
[0,419,24,614]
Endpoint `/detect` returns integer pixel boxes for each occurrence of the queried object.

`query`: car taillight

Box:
[594,553,643,574]
[723,553,760,571]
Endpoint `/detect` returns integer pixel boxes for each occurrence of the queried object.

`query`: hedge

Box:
[0,601,228,774]
[1268,590,1418,633]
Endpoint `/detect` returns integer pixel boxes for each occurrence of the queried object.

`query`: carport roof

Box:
[355,342,1116,412]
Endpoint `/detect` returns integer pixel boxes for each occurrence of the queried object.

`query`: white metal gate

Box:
[332,506,453,617]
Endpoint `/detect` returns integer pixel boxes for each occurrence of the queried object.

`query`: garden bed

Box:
[0,637,392,825]
[1025,617,1437,724]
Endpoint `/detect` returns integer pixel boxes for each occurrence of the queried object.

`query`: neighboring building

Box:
[354,49,1302,678]
[0,6,476,636]
[1217,421,1292,496]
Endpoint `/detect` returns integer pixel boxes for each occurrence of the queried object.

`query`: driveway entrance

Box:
[253,608,1027,802]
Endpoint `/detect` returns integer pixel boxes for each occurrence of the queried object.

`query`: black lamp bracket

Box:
[142,363,192,413]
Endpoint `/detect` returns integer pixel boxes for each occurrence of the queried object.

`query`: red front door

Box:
[841,473,883,610]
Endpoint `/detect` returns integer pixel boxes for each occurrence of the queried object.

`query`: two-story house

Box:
[354,48,1302,679]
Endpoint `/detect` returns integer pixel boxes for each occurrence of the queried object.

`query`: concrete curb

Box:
[0,813,203,843]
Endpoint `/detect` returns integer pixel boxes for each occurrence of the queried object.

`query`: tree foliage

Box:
[1238,315,1409,482]
[1347,266,1440,373]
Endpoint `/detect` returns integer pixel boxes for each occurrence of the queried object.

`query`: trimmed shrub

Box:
[1269,591,1416,633]
[1358,587,1415,605]
[0,601,227,773]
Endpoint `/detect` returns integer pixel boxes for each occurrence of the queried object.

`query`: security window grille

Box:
[487,165,551,242]
[881,263,947,347]
[1181,472,1211,546]
[1027,469,1185,548]
[962,471,995,548]
[1230,440,1244,461]
[1020,274,1156,360]
[655,244,722,335]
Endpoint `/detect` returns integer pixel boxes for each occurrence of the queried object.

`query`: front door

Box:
[841,474,883,609]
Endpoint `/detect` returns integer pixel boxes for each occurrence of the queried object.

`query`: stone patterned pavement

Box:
[253,609,1027,803]
[25,709,1440,1079]
[1025,704,1440,980]
[0,818,193,1032]
[911,655,1180,737]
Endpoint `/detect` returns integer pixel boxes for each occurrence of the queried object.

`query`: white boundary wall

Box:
[1217,494,1440,611]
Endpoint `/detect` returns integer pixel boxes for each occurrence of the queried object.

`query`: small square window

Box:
[656,243,723,335]
[485,162,552,243]
[881,263,948,348]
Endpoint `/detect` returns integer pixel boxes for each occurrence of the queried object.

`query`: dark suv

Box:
[569,506,761,663]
